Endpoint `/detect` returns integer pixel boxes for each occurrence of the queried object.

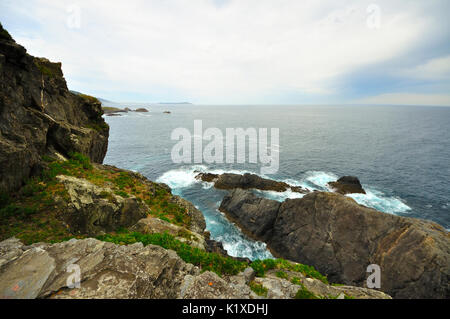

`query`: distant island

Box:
[158,102,192,105]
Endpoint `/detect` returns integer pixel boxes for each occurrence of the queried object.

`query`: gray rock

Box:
[328,176,366,195]
[0,247,55,299]
[56,175,148,236]
[219,189,281,242]
[0,25,108,193]
[197,172,307,194]
[131,217,206,250]
[220,190,450,299]
[180,271,253,299]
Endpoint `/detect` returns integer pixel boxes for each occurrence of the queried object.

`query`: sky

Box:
[1,0,449,105]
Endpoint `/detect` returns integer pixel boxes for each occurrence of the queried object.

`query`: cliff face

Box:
[0,24,109,193]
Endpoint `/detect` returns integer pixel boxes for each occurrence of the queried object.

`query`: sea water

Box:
[104,104,450,260]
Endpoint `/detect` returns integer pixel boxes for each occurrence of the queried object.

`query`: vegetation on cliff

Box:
[0,153,192,244]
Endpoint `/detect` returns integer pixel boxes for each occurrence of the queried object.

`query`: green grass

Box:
[79,94,100,104]
[86,121,109,133]
[249,258,328,284]
[295,284,319,299]
[34,60,56,77]
[275,270,289,279]
[96,231,247,277]
[249,281,268,297]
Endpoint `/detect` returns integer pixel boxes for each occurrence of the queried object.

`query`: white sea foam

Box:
[156,165,208,189]
[303,171,339,190]
[347,189,411,214]
[157,167,413,259]
[253,189,306,202]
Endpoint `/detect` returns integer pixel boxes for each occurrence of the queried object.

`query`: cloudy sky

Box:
[1,0,449,105]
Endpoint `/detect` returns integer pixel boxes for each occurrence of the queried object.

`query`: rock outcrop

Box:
[135,108,149,113]
[328,176,366,195]
[131,217,206,250]
[0,238,390,299]
[55,175,148,236]
[0,23,109,193]
[220,189,450,299]
[196,172,307,194]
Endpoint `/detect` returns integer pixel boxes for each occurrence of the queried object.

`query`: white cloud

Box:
[399,55,450,81]
[1,0,448,103]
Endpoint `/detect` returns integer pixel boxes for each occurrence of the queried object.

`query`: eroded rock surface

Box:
[56,175,148,236]
[0,24,109,193]
[328,176,366,195]
[0,238,392,299]
[220,189,450,299]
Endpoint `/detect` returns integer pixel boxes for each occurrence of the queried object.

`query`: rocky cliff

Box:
[220,189,450,299]
[0,23,109,193]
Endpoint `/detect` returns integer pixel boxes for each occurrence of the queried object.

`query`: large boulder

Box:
[0,238,255,299]
[220,190,450,299]
[197,172,307,194]
[0,23,109,193]
[219,188,281,242]
[56,175,148,236]
[328,176,366,195]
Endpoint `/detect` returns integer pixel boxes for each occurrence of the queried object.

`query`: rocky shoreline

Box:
[219,189,449,299]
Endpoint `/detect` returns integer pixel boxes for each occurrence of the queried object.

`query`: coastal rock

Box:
[170,196,206,234]
[135,108,149,113]
[196,172,307,194]
[131,217,206,250]
[56,175,148,236]
[328,176,366,195]
[0,238,199,299]
[180,271,254,299]
[219,189,281,242]
[220,190,450,299]
[253,269,391,299]
[0,24,109,193]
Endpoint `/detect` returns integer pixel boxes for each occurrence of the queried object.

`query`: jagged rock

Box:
[328,176,366,195]
[220,190,450,299]
[0,24,109,193]
[0,246,56,299]
[195,173,219,183]
[170,196,206,234]
[254,269,391,299]
[219,189,281,242]
[0,238,256,299]
[180,271,254,299]
[0,238,392,299]
[56,175,148,236]
[204,239,251,264]
[131,217,206,250]
[196,172,308,194]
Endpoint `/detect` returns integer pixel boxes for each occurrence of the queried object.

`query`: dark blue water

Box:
[104,105,450,260]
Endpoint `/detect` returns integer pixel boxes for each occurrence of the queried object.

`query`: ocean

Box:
[103,104,450,260]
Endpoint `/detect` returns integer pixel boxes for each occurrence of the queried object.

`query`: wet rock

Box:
[220,190,450,299]
[219,189,281,242]
[328,176,366,195]
[196,172,308,194]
